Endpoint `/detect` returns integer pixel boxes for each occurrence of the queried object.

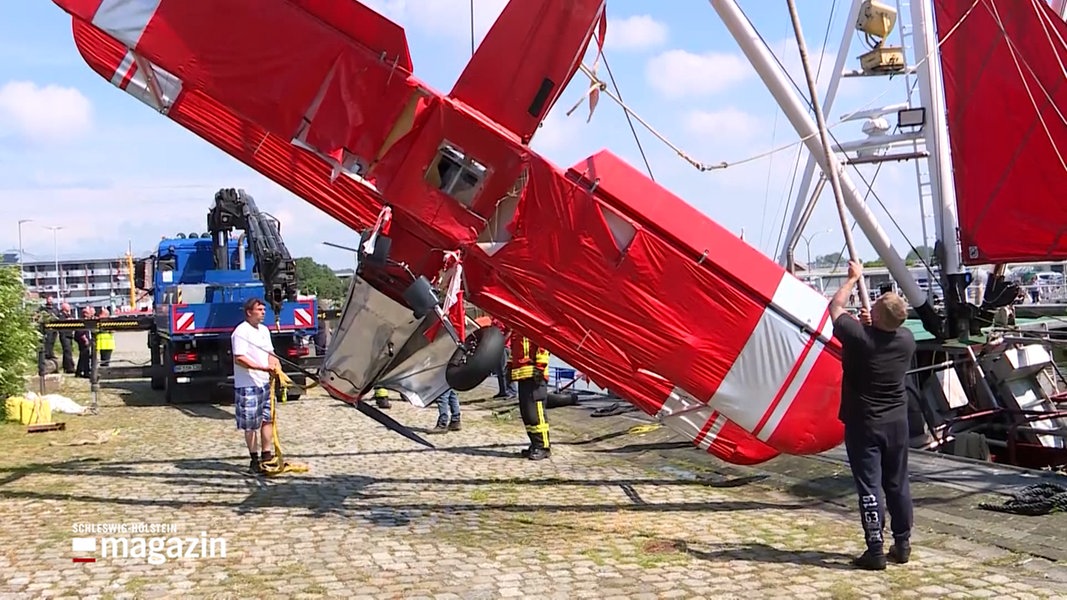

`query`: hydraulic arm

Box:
[208,188,299,312]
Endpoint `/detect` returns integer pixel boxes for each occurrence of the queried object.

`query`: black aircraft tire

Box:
[546,391,579,408]
[446,326,506,391]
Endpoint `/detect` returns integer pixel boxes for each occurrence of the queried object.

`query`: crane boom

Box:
[207,188,298,312]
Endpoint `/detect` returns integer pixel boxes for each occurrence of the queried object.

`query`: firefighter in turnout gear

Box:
[373,387,391,409]
[510,335,551,460]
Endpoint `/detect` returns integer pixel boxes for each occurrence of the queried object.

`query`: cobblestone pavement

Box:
[2,361,1066,598]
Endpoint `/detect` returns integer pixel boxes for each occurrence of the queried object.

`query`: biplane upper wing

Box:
[55,0,425,220]
[450,0,606,144]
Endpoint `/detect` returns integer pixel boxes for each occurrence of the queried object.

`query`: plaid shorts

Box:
[234,384,272,431]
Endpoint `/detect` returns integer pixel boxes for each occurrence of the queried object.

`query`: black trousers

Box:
[844,417,913,551]
[517,378,549,450]
[60,333,75,373]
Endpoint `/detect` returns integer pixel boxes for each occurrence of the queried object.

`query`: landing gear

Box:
[354,206,506,393]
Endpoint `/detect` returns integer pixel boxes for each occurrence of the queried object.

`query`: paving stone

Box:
[0,340,1065,600]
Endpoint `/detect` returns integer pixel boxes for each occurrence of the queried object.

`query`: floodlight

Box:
[897,107,926,129]
[857,0,898,39]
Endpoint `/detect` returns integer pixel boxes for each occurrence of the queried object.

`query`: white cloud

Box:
[645,50,751,99]
[685,108,763,141]
[0,81,92,144]
[364,0,507,45]
[529,106,586,161]
[0,178,359,266]
[605,15,668,51]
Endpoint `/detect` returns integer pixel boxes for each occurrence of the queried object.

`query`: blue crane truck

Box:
[135,188,318,403]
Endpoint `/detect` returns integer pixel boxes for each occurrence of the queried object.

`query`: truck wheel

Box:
[164,376,177,404]
[446,326,505,392]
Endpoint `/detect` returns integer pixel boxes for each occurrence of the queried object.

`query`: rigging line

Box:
[1008,2,1067,150]
[469,0,475,57]
[571,0,981,177]
[728,0,981,167]
[602,51,655,181]
[1032,0,1067,72]
[760,34,786,252]
[774,0,838,260]
[759,106,780,252]
[742,2,964,272]
[578,62,852,171]
[772,144,805,260]
[987,1,1067,176]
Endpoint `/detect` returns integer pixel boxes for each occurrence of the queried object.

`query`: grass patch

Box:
[580,539,691,569]
[828,581,864,600]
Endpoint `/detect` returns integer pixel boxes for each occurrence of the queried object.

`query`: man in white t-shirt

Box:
[231,297,279,474]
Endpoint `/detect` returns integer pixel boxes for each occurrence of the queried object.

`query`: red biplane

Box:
[49,0,847,465]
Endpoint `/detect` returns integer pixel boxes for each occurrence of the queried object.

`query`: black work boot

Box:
[527,447,551,461]
[448,417,462,431]
[851,549,887,570]
[888,541,911,564]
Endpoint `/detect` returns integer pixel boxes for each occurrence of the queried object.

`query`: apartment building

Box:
[4,255,136,308]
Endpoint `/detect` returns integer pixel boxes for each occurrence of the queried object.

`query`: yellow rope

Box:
[259,368,309,477]
[627,423,662,435]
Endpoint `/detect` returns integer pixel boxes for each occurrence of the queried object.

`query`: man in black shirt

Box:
[830,260,917,570]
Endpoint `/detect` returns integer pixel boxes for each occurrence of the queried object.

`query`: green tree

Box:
[906,245,937,267]
[294,257,346,303]
[0,266,39,414]
[814,252,845,268]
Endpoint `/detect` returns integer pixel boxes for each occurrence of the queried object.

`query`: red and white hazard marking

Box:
[173,312,195,332]
[294,307,313,328]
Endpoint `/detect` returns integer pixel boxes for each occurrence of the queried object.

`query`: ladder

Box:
[896,0,934,255]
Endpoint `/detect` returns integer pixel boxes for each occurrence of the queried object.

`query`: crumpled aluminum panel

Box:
[321,276,461,407]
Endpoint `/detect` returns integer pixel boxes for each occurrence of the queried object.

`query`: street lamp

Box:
[799,228,833,268]
[44,225,63,302]
[17,219,32,283]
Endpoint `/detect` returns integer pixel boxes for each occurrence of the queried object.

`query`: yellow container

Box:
[18,397,51,425]
[4,396,23,422]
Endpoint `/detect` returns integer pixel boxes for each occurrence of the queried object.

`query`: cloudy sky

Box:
[0,1,932,269]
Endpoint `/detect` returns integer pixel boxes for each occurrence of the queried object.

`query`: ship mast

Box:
[708,0,944,337]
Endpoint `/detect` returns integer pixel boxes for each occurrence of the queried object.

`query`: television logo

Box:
[71,533,227,564]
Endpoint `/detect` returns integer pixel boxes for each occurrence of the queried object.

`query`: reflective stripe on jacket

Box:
[509,336,549,381]
[95,331,115,351]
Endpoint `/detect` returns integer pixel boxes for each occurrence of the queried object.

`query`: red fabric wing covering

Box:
[465,155,844,457]
[450,0,606,143]
[71,20,381,233]
[288,0,413,72]
[465,276,780,466]
[73,0,422,173]
[934,0,1067,264]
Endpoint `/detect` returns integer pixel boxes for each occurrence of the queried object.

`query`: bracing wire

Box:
[772,0,839,260]
[574,0,982,175]
[602,52,655,181]
[742,1,983,275]
[469,0,475,56]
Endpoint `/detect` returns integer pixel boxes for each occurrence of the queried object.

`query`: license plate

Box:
[173,364,202,373]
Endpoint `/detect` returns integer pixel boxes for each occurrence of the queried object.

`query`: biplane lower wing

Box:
[54,0,846,465]
[462,153,845,460]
